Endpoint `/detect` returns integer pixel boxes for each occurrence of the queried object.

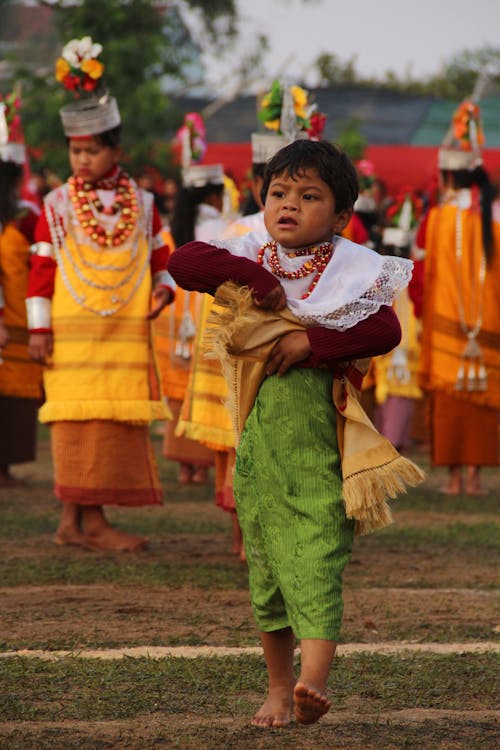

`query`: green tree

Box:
[425,47,500,100]
[335,118,367,162]
[5,0,237,177]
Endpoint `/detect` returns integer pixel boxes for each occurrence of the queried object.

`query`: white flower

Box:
[62,36,102,66]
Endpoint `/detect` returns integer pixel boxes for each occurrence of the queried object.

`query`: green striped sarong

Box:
[234,368,355,641]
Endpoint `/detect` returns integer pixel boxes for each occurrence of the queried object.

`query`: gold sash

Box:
[205,282,425,535]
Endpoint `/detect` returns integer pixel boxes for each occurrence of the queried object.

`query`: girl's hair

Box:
[0,160,23,225]
[441,166,494,265]
[261,140,359,212]
[66,125,122,149]
[170,183,224,247]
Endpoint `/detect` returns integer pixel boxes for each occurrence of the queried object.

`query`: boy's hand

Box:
[254,285,287,311]
[29,332,53,364]
[266,331,311,377]
[147,286,173,320]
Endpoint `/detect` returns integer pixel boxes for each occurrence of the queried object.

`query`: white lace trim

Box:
[212,232,413,330]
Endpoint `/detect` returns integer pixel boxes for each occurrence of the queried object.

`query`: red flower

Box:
[63,75,81,91]
[307,112,327,140]
[82,75,98,92]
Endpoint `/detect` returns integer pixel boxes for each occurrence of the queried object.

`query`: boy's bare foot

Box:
[294,681,331,725]
[84,527,149,552]
[251,686,294,728]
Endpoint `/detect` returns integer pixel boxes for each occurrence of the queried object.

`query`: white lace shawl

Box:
[211,231,414,331]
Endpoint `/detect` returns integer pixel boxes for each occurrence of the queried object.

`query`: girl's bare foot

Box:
[192,466,208,484]
[84,526,149,552]
[54,503,85,546]
[465,483,489,497]
[440,467,462,495]
[439,484,462,495]
[294,681,331,725]
[0,468,26,487]
[81,506,148,552]
[251,685,294,728]
[54,528,87,547]
[465,467,488,496]
[178,463,193,484]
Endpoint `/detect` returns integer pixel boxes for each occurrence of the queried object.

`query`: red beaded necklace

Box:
[257,240,334,299]
[68,171,139,248]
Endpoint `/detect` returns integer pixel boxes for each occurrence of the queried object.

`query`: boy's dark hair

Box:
[66,125,122,148]
[260,140,359,211]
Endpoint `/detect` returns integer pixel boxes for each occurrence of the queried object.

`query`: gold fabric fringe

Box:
[204,281,425,535]
[40,399,171,425]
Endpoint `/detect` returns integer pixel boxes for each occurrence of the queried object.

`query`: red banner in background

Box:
[204,144,500,199]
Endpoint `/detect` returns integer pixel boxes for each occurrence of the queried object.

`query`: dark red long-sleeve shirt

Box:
[168,241,402,368]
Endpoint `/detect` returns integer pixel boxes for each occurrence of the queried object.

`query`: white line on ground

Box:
[1,642,499,660]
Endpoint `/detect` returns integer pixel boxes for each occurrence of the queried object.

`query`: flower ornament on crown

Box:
[55,36,104,94]
[386,188,423,230]
[452,100,485,152]
[175,112,207,166]
[356,159,376,191]
[258,80,326,140]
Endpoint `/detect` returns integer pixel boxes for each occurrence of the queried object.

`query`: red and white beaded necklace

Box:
[256,240,334,299]
[68,170,139,248]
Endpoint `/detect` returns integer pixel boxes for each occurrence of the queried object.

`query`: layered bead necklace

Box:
[68,170,139,248]
[257,240,334,299]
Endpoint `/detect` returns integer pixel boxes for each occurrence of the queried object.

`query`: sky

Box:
[200,0,499,94]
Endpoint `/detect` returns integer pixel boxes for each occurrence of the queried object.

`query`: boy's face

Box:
[68,137,119,183]
[264,167,352,249]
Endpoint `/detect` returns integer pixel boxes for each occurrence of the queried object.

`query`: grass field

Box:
[0,427,498,749]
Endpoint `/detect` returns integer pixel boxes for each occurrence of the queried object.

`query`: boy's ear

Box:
[333,208,353,234]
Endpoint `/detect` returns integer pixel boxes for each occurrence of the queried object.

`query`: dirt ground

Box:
[0,437,499,748]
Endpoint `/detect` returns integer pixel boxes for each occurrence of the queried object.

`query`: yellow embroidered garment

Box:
[175,293,235,450]
[374,288,423,403]
[205,282,425,535]
[420,204,500,409]
[40,229,170,424]
[0,223,43,399]
[153,232,205,402]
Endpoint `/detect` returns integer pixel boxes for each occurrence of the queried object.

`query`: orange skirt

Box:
[431,392,499,466]
[163,399,214,467]
[51,420,162,506]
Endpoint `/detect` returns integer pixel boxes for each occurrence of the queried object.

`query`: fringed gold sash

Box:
[204,282,425,535]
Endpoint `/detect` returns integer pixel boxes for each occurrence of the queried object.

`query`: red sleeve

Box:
[408,259,424,318]
[167,240,280,301]
[150,204,170,277]
[17,207,40,244]
[304,305,401,367]
[27,208,56,299]
[415,213,429,250]
[351,213,370,244]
